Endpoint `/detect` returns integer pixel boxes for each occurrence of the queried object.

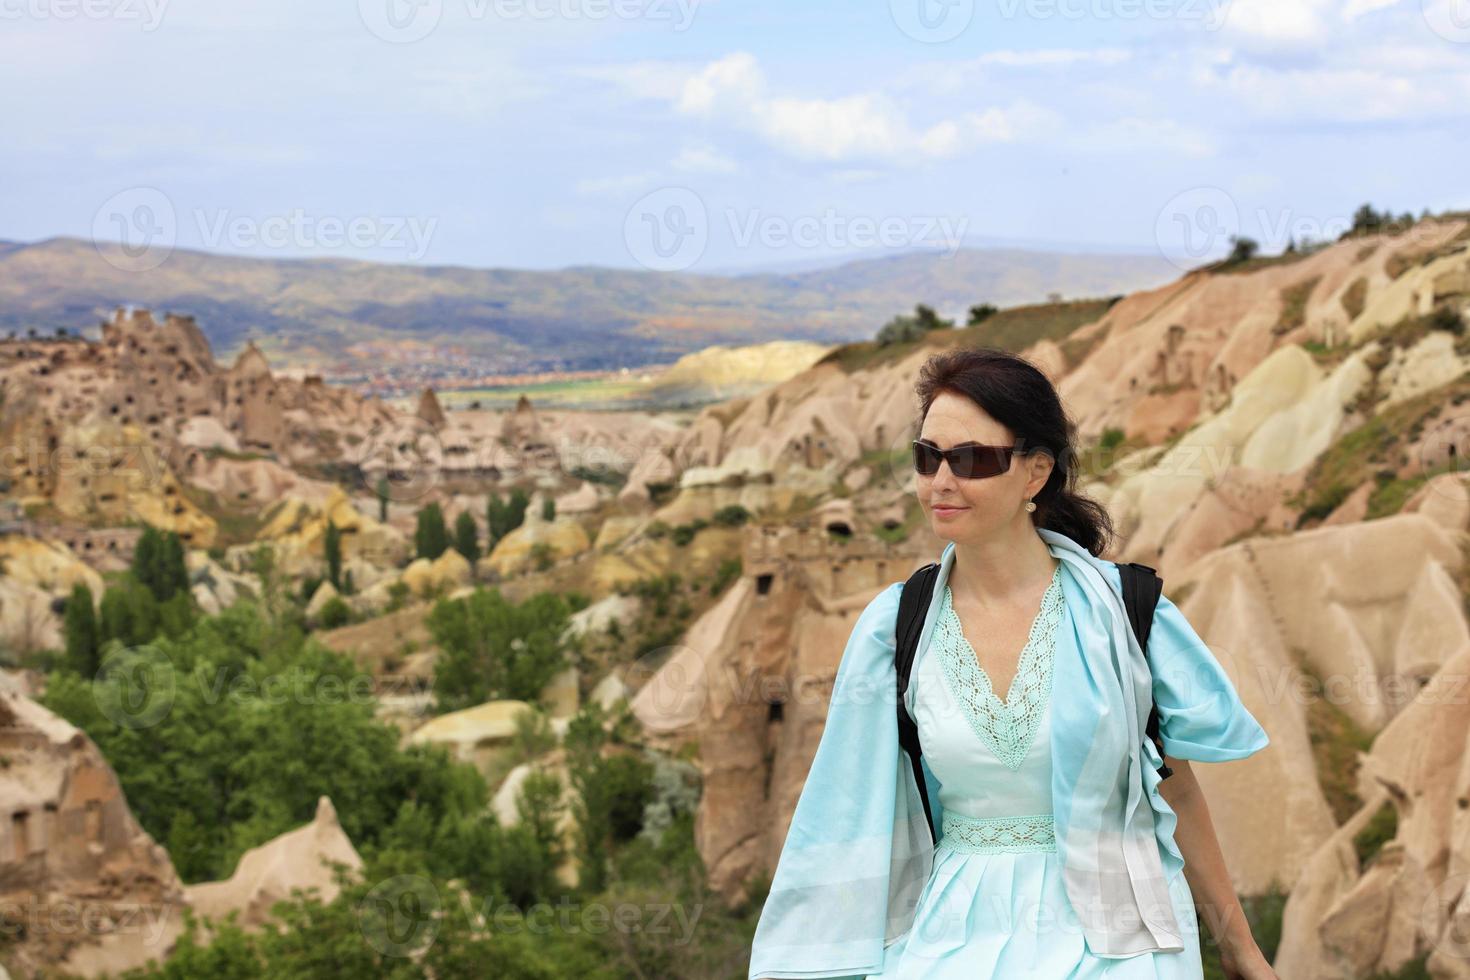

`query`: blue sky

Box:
[3,0,1468,272]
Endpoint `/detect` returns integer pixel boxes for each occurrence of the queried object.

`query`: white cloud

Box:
[1198,62,1470,122]
[1222,0,1332,45]
[665,52,1067,163]
[677,52,764,115]
[1222,0,1415,50]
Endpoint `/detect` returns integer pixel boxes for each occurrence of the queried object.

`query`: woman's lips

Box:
[932,503,968,517]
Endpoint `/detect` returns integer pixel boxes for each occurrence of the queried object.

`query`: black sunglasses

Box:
[912,438,1025,479]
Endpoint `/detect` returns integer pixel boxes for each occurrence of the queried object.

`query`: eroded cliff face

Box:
[0,690,188,978]
[633,219,1470,976]
[632,521,935,900]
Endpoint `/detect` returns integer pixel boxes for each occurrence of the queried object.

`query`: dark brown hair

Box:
[914,346,1115,557]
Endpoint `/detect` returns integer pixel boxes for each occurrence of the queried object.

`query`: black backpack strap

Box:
[1116,561,1173,780]
[895,562,940,842]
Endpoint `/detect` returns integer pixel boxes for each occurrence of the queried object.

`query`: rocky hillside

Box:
[625,215,1470,980]
[4,213,1470,977]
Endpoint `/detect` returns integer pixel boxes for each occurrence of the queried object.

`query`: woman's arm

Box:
[1158,756,1278,980]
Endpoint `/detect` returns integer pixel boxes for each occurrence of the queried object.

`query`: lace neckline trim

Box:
[934,564,1064,771]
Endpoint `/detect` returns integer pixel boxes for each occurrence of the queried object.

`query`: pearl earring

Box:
[1025,499,1036,512]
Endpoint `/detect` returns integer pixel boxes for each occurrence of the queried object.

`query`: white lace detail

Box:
[941,810,1056,854]
[934,564,1063,771]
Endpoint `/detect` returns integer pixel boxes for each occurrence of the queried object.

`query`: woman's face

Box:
[915,391,1054,543]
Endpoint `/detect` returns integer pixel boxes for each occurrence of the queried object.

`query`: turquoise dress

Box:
[866,564,1204,978]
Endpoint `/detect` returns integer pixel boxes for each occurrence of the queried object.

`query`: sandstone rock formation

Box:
[407,700,542,772]
[624,218,1470,976]
[0,691,187,978]
[185,796,364,931]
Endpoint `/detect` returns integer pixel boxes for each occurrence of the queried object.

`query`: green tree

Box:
[317,595,352,629]
[1351,203,1384,234]
[162,530,188,599]
[486,488,530,550]
[712,504,750,527]
[44,600,493,885]
[131,524,159,595]
[563,701,655,895]
[1225,235,1259,265]
[63,582,100,676]
[375,475,390,523]
[323,519,342,590]
[99,578,160,647]
[540,496,555,522]
[967,303,998,326]
[132,525,189,603]
[414,502,449,560]
[875,303,954,345]
[426,588,575,712]
[452,510,481,566]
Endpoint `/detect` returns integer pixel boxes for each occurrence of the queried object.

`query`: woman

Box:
[748,347,1276,980]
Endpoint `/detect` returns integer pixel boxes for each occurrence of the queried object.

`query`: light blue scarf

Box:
[747,526,1270,979]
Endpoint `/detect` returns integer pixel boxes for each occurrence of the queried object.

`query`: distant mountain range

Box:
[0,236,1182,374]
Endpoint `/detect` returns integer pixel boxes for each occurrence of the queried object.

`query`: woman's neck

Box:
[946,522,1058,607]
